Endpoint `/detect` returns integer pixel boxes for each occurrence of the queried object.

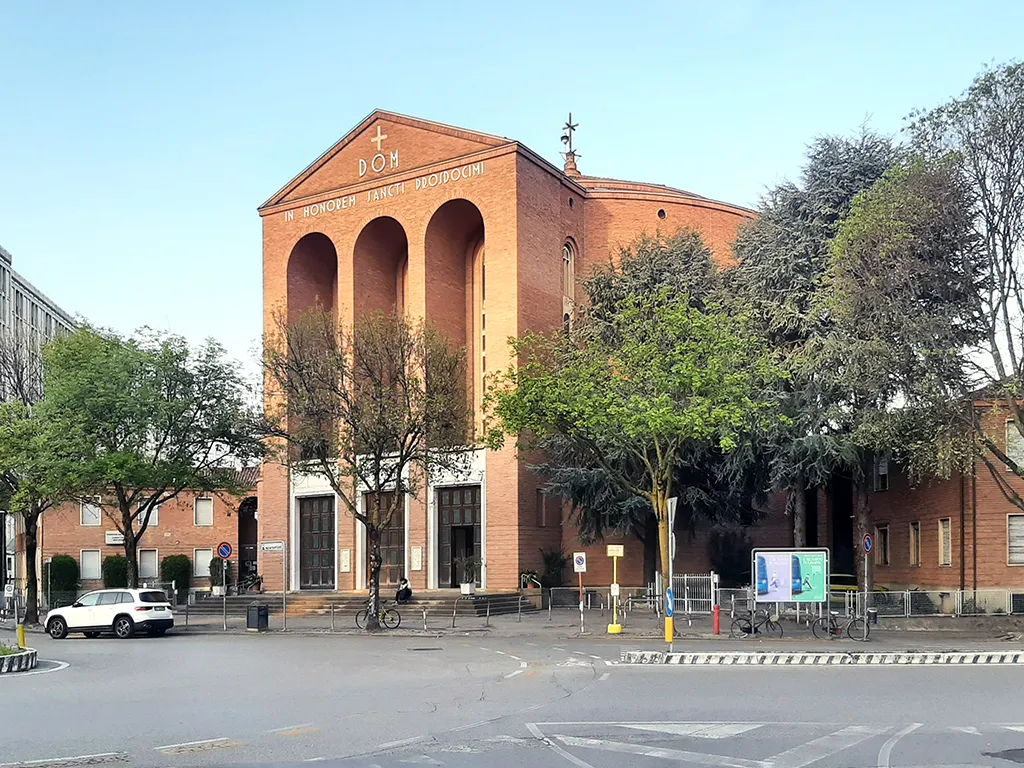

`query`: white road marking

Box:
[621,723,763,739]
[1000,725,1024,732]
[558,657,592,667]
[588,655,602,660]
[520,661,528,668]
[268,723,315,733]
[504,669,524,679]
[0,752,126,767]
[153,738,229,751]
[397,757,443,765]
[0,660,70,677]
[553,646,566,651]
[598,672,611,681]
[949,726,981,735]
[368,736,427,753]
[604,659,616,666]
[555,735,771,768]
[769,725,889,768]
[877,723,922,767]
[526,724,595,768]
[508,655,522,661]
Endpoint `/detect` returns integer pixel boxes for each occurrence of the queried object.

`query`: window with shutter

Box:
[139,549,158,579]
[1009,515,1024,565]
[939,518,952,566]
[81,550,101,580]
[909,522,921,566]
[1007,421,1024,468]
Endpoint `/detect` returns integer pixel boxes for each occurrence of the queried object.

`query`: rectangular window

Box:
[139,549,158,580]
[194,498,214,527]
[138,503,159,528]
[194,549,213,577]
[909,522,921,566]
[1007,421,1024,468]
[939,518,952,566]
[874,525,890,566]
[80,500,102,527]
[535,489,546,527]
[1009,515,1024,565]
[81,549,101,580]
[874,454,890,492]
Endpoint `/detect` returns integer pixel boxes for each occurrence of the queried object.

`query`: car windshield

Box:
[139,591,168,603]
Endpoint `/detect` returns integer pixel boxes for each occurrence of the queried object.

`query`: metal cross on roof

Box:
[561,113,579,159]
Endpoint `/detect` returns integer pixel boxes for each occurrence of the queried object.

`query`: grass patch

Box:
[0,644,23,656]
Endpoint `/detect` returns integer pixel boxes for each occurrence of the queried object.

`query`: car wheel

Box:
[113,616,135,639]
[83,631,100,639]
[47,617,68,640]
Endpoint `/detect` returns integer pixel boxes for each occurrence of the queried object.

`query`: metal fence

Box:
[671,573,718,614]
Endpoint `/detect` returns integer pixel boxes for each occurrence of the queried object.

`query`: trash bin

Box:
[866,608,878,625]
[247,602,268,632]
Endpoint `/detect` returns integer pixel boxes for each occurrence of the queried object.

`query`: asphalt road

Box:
[3,628,1024,768]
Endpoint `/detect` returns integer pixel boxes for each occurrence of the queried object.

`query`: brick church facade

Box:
[255,110,758,593]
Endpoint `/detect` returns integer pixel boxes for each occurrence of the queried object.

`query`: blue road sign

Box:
[863,534,873,554]
[217,541,233,560]
[665,588,674,618]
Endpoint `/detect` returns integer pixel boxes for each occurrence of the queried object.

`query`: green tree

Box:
[488,289,784,614]
[902,62,1024,506]
[263,308,472,630]
[729,130,899,562]
[40,328,263,588]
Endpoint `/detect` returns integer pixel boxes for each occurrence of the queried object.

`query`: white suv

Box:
[45,588,174,639]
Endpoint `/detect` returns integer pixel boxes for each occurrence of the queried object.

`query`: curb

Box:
[620,649,1024,665]
[0,648,38,673]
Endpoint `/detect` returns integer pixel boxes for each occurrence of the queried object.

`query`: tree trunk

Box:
[124,526,138,588]
[366,527,382,631]
[853,476,872,592]
[655,495,671,601]
[792,487,806,548]
[23,509,40,624]
[641,515,658,586]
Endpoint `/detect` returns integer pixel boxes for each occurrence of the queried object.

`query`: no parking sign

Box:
[217,541,233,560]
[573,552,587,573]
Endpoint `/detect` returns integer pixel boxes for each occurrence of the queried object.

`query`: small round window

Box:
[657,209,667,220]
[568,197,575,209]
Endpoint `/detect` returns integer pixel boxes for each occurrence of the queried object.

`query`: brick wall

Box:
[40,490,251,593]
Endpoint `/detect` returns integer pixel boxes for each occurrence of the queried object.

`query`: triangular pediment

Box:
[261,110,510,209]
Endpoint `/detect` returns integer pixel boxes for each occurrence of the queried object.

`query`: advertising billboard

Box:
[752,548,829,603]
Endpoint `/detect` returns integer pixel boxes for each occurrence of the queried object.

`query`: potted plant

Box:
[520,570,540,589]
[209,556,233,597]
[454,555,481,595]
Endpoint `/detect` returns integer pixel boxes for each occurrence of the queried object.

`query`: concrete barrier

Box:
[0,647,38,674]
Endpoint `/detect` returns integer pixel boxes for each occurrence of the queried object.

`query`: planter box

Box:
[212,586,226,597]
[460,582,476,596]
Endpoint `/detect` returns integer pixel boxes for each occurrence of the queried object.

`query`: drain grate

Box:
[407,647,444,652]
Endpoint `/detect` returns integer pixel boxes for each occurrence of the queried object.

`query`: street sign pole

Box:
[282,547,287,632]
[666,497,677,649]
[222,559,227,631]
[606,544,623,635]
[862,533,873,641]
[573,552,587,635]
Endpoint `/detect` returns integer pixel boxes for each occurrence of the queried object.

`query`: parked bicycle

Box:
[729,609,783,639]
[355,598,401,630]
[238,572,263,594]
[810,611,870,641]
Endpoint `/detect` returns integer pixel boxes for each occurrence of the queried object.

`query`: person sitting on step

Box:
[396,577,412,604]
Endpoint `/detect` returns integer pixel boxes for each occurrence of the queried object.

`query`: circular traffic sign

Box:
[575,555,585,566]
[217,541,233,559]
[863,534,873,554]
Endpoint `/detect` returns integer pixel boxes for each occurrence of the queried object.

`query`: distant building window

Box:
[194,549,213,577]
[139,549,158,580]
[535,489,547,528]
[874,454,889,491]
[80,500,102,527]
[194,498,214,527]
[939,518,952,566]
[81,549,101,581]
[138,502,159,528]
[874,525,890,566]
[1007,421,1024,469]
[562,242,575,299]
[1009,515,1024,566]
[909,522,921,566]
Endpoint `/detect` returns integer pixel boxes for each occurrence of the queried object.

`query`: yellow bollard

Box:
[16,624,26,649]
[664,616,674,643]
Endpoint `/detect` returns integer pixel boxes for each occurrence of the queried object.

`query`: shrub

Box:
[209,556,234,587]
[540,549,568,589]
[45,554,79,602]
[102,555,128,588]
[160,555,192,604]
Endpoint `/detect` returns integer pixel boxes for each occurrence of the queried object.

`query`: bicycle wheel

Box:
[355,609,369,629]
[847,618,870,640]
[764,619,784,638]
[810,617,831,640]
[382,608,401,630]
[730,618,752,639]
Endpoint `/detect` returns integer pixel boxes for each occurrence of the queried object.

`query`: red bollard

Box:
[713,604,721,635]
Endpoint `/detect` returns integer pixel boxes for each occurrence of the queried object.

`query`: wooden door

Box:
[436,485,481,588]
[299,495,335,590]
[366,492,405,587]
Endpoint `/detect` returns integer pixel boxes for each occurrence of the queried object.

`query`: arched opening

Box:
[562,239,576,331]
[353,216,409,318]
[287,232,338,322]
[424,199,485,416]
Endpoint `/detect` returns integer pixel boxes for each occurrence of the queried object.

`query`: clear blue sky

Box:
[1,1,1021,368]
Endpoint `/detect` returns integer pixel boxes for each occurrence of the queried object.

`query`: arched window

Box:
[562,242,575,300]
